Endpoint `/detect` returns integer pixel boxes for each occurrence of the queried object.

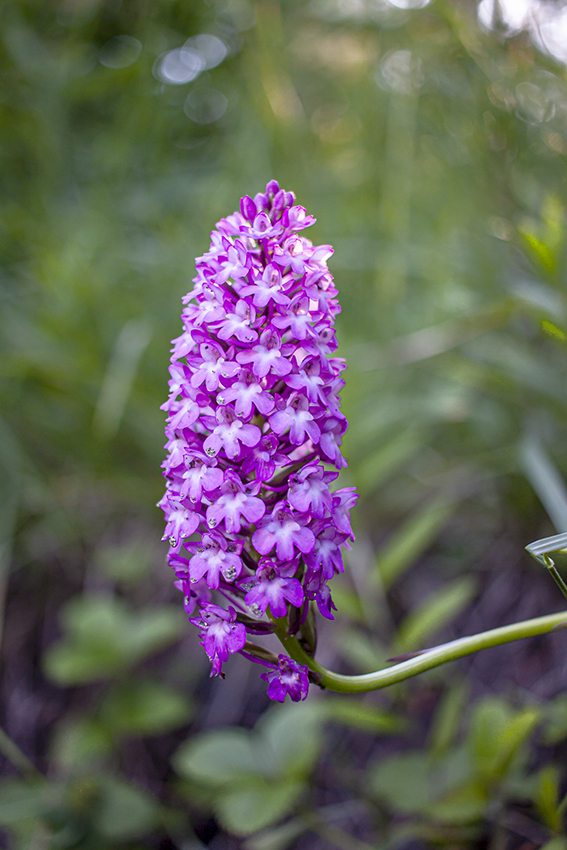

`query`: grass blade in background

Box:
[374,496,458,590]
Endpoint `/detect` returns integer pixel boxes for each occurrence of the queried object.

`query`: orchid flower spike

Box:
[159,181,357,702]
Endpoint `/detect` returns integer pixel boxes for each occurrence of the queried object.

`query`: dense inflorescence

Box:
[159,181,357,702]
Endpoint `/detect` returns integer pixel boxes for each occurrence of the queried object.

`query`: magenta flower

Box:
[252,501,315,561]
[287,463,337,517]
[190,603,247,676]
[159,181,357,694]
[203,407,261,460]
[217,369,275,419]
[179,455,224,503]
[261,655,310,702]
[236,329,292,379]
[188,534,243,589]
[205,471,265,534]
[244,560,304,618]
[269,393,321,446]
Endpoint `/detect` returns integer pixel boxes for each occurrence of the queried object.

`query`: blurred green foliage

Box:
[2,0,567,847]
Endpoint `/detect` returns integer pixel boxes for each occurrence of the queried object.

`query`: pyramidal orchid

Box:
[159,181,357,702]
[160,182,567,702]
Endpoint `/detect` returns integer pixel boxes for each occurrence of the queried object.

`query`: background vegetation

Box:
[2,0,567,847]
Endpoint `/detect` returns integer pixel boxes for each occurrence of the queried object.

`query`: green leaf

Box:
[336,627,388,673]
[243,818,307,850]
[93,540,154,585]
[0,780,51,825]
[429,781,487,824]
[526,531,567,568]
[394,576,476,653]
[51,716,112,769]
[322,698,405,734]
[173,705,324,837]
[428,681,469,755]
[374,497,457,589]
[370,752,431,814]
[534,765,562,833]
[541,320,567,342]
[174,704,323,789]
[355,428,421,494]
[173,728,270,786]
[44,595,186,684]
[521,435,567,536]
[542,695,567,745]
[101,679,193,736]
[216,779,304,836]
[94,777,160,840]
[468,698,540,782]
[259,703,323,776]
[520,232,556,273]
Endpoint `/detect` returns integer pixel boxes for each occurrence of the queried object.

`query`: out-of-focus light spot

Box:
[478,0,532,33]
[154,48,204,85]
[184,87,228,124]
[184,34,228,70]
[219,0,256,31]
[308,0,399,24]
[386,0,431,8]
[376,49,423,94]
[153,34,229,86]
[99,35,142,69]
[532,4,567,66]
[515,81,554,123]
[478,0,567,67]
[291,29,376,74]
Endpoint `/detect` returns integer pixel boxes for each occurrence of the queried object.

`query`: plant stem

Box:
[0,725,42,779]
[274,610,567,694]
[547,565,567,603]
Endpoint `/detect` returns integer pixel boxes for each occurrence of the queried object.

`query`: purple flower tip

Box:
[261,655,310,702]
[160,180,357,701]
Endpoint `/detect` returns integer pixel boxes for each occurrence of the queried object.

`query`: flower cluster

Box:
[159,181,357,702]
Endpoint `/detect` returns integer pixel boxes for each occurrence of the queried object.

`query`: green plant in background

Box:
[2,0,567,847]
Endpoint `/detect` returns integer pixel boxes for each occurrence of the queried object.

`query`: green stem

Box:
[547,565,567,603]
[274,610,567,694]
[0,725,42,779]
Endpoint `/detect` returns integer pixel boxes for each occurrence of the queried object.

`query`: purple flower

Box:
[179,455,224,503]
[190,603,247,676]
[269,393,321,446]
[203,407,261,459]
[236,328,293,379]
[252,501,315,561]
[160,497,200,547]
[171,552,210,613]
[240,264,290,309]
[188,533,243,589]
[241,434,286,482]
[244,559,304,618]
[305,522,348,581]
[206,471,265,534]
[215,300,258,343]
[159,180,357,700]
[217,369,275,419]
[287,462,336,517]
[190,342,240,392]
[260,655,310,702]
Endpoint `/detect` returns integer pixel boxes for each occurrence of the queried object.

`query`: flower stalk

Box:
[273,610,567,694]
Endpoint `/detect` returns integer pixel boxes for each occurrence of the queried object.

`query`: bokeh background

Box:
[3,0,567,847]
